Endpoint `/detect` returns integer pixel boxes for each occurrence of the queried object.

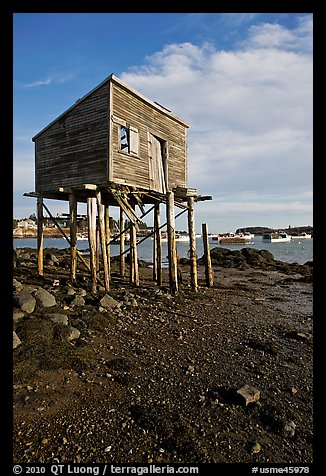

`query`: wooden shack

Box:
[33,74,188,195]
[26,74,213,294]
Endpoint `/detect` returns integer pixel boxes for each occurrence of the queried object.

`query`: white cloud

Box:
[120,17,312,229]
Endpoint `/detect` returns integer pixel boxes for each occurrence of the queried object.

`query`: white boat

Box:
[76,233,88,240]
[290,232,312,239]
[242,231,255,240]
[262,232,292,243]
[151,232,190,242]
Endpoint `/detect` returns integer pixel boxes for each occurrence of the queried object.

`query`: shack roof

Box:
[32,74,189,141]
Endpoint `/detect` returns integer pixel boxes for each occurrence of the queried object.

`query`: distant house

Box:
[17,219,37,229]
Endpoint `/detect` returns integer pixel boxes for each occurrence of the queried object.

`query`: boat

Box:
[262,232,291,243]
[151,232,190,242]
[289,232,312,239]
[76,232,88,240]
[213,232,254,245]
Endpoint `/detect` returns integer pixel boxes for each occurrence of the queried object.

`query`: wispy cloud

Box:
[21,72,75,88]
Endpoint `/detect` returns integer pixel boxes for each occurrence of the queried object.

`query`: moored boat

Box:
[262,232,291,243]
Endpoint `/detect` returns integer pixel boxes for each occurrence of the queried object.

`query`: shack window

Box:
[119,125,139,156]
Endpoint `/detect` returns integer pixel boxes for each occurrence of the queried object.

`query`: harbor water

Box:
[13,235,313,266]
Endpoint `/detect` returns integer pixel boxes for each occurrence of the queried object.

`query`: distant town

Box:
[13,214,313,239]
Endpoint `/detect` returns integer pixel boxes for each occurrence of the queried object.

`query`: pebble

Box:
[251,442,262,454]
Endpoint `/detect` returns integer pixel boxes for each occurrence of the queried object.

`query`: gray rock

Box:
[99,294,119,310]
[67,287,76,296]
[284,421,296,437]
[13,309,25,323]
[66,326,80,341]
[237,385,261,406]
[13,331,22,349]
[16,291,36,314]
[70,295,85,307]
[47,313,69,326]
[76,288,87,297]
[45,253,59,263]
[13,279,24,293]
[33,288,56,308]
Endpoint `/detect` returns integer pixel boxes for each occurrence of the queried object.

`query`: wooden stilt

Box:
[120,207,125,277]
[202,223,214,287]
[187,196,198,291]
[154,203,162,286]
[166,191,178,294]
[87,197,97,293]
[37,196,44,276]
[105,204,111,281]
[96,221,100,272]
[69,193,77,284]
[96,191,110,291]
[129,201,139,286]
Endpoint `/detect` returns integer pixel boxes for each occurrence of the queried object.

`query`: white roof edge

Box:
[32,73,189,141]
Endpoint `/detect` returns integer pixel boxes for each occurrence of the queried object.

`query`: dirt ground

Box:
[12,248,313,465]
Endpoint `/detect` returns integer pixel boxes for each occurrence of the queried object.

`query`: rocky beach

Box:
[12,246,313,465]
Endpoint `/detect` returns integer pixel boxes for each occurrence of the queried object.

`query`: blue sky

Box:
[13,13,313,232]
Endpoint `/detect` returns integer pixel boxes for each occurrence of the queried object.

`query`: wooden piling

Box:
[69,193,77,284]
[87,197,97,293]
[129,201,139,286]
[37,196,44,276]
[119,208,125,277]
[96,191,110,291]
[202,223,214,287]
[166,191,178,294]
[187,196,198,291]
[154,203,162,286]
[104,204,111,280]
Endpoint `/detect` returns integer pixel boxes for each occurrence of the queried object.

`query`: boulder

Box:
[99,294,119,310]
[237,385,261,406]
[13,309,25,323]
[47,313,69,326]
[13,331,22,349]
[33,288,56,308]
[66,326,80,342]
[70,295,85,307]
[16,291,36,314]
[13,279,24,294]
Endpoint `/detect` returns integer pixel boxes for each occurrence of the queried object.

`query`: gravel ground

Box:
[12,248,313,465]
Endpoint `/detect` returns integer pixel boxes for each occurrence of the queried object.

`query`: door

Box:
[148,133,167,194]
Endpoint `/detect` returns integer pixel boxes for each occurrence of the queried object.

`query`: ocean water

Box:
[13,235,313,266]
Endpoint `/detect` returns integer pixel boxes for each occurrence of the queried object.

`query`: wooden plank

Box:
[187,196,198,291]
[37,197,44,276]
[166,191,178,294]
[69,193,77,284]
[202,223,214,287]
[87,197,97,293]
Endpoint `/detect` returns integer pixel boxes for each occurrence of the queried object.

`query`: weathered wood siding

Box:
[35,83,109,193]
[110,82,187,191]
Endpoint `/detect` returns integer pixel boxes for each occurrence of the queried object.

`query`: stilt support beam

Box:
[120,208,125,277]
[37,196,44,276]
[96,191,110,291]
[153,203,162,286]
[167,191,178,294]
[69,193,77,284]
[202,223,214,287]
[129,201,139,286]
[187,196,198,291]
[87,197,97,293]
